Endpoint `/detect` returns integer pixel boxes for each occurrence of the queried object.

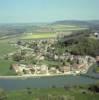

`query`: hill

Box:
[52,20,99,27]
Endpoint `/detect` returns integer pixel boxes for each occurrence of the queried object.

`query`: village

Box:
[8,38,96,76]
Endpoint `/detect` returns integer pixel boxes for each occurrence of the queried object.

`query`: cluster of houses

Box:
[11,55,95,76]
[11,64,68,75]
[9,39,96,76]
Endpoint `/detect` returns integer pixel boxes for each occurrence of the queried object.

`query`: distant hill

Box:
[52,20,99,27]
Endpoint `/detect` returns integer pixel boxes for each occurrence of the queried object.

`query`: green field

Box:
[0,59,16,75]
[21,33,56,39]
[0,40,17,56]
[0,39,17,75]
[49,24,88,31]
[21,24,88,40]
[0,87,99,100]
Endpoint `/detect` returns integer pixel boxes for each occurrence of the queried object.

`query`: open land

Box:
[0,85,99,100]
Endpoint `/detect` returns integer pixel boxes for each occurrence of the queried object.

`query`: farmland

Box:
[49,24,88,31]
[21,32,56,39]
[21,24,88,40]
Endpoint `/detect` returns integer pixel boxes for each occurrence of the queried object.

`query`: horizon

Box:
[0,0,99,23]
[0,19,99,24]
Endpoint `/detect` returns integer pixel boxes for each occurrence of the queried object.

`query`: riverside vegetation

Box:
[0,83,99,100]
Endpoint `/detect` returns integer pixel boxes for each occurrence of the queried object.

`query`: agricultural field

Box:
[21,32,56,39]
[21,24,88,40]
[49,24,88,31]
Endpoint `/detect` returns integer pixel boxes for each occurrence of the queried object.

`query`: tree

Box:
[70,37,99,56]
[26,87,32,95]
[88,83,99,93]
[12,53,23,62]
[17,40,22,45]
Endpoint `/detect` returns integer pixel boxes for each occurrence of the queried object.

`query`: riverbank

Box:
[0,71,79,79]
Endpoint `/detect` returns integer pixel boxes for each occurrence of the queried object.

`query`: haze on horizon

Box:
[0,0,98,23]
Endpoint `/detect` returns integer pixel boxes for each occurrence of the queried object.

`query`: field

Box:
[49,24,88,31]
[21,33,56,39]
[0,39,17,75]
[21,25,88,40]
[0,40,17,56]
[0,59,16,75]
[1,87,98,100]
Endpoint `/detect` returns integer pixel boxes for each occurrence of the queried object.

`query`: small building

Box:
[11,64,23,75]
[30,68,35,74]
[39,56,45,60]
[94,32,99,37]
[40,65,48,74]
[23,69,31,74]
[49,67,57,74]
[54,54,58,60]
[76,64,86,69]
[35,66,41,74]
[11,64,20,73]
[96,56,99,65]
[59,66,70,73]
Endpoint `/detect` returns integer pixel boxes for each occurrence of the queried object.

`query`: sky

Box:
[0,0,98,23]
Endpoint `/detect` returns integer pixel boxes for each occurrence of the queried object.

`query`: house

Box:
[11,64,23,75]
[40,65,48,74]
[30,68,35,74]
[28,64,33,68]
[59,66,70,73]
[96,56,99,65]
[76,64,86,69]
[23,69,31,74]
[11,64,20,73]
[49,67,57,74]
[39,56,45,60]
[54,54,58,60]
[94,32,99,37]
[34,66,41,74]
